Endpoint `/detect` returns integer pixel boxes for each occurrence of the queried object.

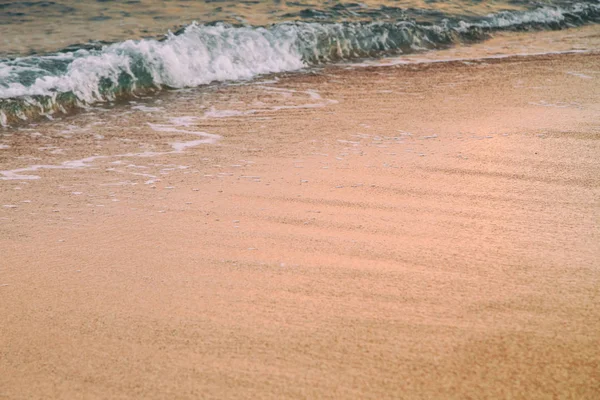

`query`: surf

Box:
[1,1,599,127]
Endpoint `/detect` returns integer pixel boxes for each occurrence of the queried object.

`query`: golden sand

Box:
[1,49,599,398]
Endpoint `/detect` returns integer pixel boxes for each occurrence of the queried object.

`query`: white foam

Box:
[459,4,600,32]
[349,49,591,68]
[200,88,337,120]
[203,108,251,118]
[567,71,593,79]
[131,105,165,112]
[0,23,305,101]
[148,118,221,151]
[1,118,220,180]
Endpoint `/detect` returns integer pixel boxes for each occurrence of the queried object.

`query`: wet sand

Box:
[1,49,599,398]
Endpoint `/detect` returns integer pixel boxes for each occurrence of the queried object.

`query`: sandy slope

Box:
[1,50,599,398]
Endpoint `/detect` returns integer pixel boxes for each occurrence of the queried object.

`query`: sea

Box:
[0,0,599,127]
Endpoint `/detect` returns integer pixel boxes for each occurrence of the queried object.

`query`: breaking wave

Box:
[1,1,599,126]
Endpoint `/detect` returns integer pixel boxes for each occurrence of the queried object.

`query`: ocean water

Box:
[0,0,599,127]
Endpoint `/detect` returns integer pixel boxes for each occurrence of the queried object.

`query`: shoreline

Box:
[1,38,599,398]
[2,21,600,129]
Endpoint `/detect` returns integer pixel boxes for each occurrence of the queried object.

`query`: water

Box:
[1,0,599,127]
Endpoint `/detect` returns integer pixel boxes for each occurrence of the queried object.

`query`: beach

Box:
[1,28,599,398]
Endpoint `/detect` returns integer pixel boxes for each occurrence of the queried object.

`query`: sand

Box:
[1,47,599,398]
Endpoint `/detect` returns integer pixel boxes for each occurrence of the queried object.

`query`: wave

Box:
[1,1,599,126]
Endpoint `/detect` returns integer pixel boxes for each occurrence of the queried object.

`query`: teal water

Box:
[1,0,599,126]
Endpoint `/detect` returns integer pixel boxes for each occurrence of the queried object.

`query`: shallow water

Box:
[0,0,599,127]
[0,1,554,57]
